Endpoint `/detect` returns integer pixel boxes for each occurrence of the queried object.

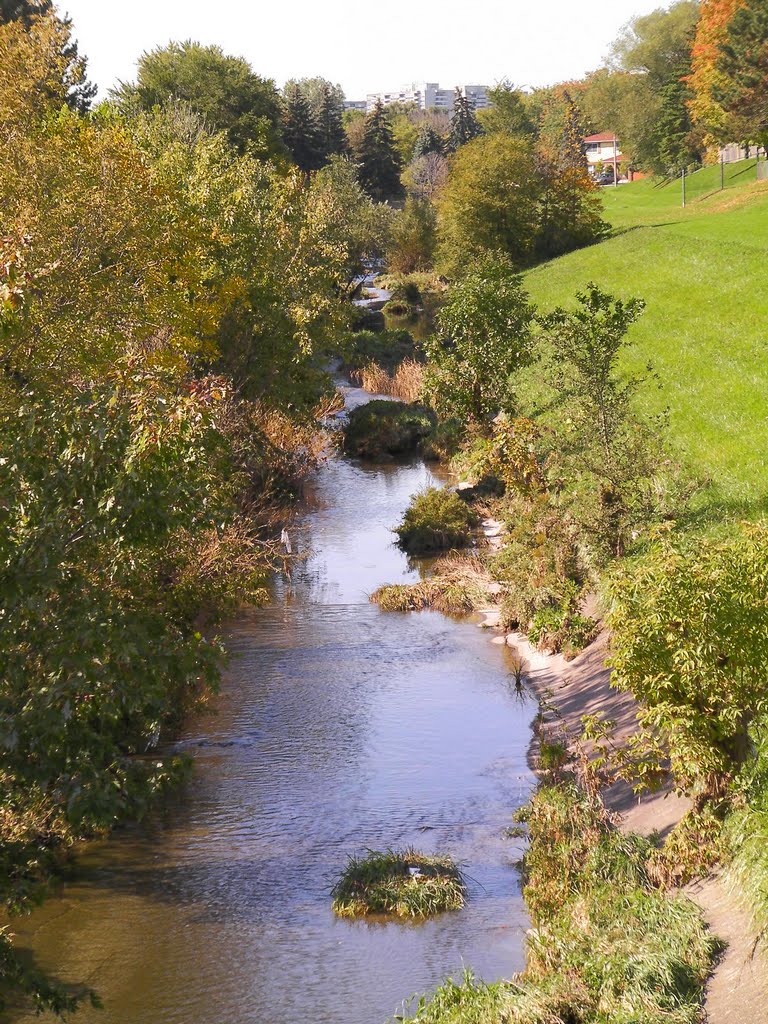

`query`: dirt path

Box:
[480,616,768,1023]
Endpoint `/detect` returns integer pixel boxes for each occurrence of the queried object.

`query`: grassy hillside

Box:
[524,163,768,523]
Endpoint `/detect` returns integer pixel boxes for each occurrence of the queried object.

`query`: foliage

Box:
[394,487,478,554]
[354,101,404,202]
[714,0,768,148]
[331,848,465,918]
[528,603,598,658]
[581,1,704,173]
[425,256,535,426]
[111,40,285,159]
[343,400,436,458]
[607,523,768,802]
[436,134,605,276]
[387,197,438,274]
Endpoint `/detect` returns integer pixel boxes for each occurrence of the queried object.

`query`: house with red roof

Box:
[584,132,624,179]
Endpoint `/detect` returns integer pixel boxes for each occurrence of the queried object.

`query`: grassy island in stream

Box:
[331,849,465,919]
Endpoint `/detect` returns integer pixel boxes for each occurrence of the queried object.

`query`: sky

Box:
[61,0,667,100]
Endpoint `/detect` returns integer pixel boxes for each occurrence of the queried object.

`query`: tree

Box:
[387,197,437,273]
[605,0,704,172]
[607,524,768,801]
[714,0,768,148]
[689,0,747,145]
[447,88,482,151]
[111,41,284,159]
[282,83,323,171]
[436,133,604,276]
[0,4,95,111]
[354,101,404,202]
[412,123,445,158]
[539,285,665,561]
[479,80,536,138]
[315,79,347,159]
[558,90,589,170]
[403,151,449,199]
[425,255,534,426]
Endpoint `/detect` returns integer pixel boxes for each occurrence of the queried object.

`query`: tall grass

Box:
[350,358,425,403]
[332,848,465,919]
[372,554,491,615]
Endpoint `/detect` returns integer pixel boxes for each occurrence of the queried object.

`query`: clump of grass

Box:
[371,554,491,615]
[331,848,465,919]
[395,487,478,555]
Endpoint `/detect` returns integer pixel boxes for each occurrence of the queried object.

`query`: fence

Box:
[680,155,765,207]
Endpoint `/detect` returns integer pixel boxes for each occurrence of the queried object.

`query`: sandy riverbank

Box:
[474,604,768,1023]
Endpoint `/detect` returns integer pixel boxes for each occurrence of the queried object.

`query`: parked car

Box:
[595,170,616,185]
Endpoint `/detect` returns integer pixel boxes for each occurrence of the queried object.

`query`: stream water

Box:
[10,386,534,1024]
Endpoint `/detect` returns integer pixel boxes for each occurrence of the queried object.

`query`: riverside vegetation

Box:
[5,0,768,1020]
[331,850,465,919]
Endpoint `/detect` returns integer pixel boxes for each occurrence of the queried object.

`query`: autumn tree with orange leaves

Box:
[688,0,748,146]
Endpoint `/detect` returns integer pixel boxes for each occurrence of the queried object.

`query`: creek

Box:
[10,384,534,1024]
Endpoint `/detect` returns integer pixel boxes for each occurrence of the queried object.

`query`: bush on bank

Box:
[399,783,716,1024]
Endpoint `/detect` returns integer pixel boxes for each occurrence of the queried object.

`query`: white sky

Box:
[61,0,668,99]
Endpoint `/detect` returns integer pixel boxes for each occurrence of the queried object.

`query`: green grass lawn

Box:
[524,167,768,523]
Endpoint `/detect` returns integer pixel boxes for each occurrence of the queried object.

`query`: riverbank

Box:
[477,606,768,1023]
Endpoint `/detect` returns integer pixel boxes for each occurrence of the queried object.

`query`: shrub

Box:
[343,400,436,459]
[528,604,598,658]
[394,487,478,554]
[331,848,465,918]
[382,298,417,318]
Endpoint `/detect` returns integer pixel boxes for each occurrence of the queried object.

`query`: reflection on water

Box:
[10,455,534,1024]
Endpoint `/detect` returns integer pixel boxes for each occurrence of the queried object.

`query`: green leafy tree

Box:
[607,524,768,801]
[539,285,668,561]
[282,83,324,171]
[412,123,445,158]
[714,0,768,148]
[479,79,536,137]
[387,197,437,273]
[354,101,404,202]
[436,134,541,275]
[447,89,482,151]
[111,40,285,158]
[425,255,534,426]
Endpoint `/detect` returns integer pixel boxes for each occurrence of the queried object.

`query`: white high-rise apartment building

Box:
[363,83,490,113]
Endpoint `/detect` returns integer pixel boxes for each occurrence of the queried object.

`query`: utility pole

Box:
[682,166,686,208]
[613,136,618,187]
[721,152,725,191]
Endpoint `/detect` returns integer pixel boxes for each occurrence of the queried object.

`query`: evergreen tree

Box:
[412,124,445,159]
[315,80,346,160]
[356,101,404,202]
[654,50,701,174]
[715,0,768,148]
[282,84,324,172]
[481,80,536,137]
[0,0,95,111]
[447,89,482,152]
